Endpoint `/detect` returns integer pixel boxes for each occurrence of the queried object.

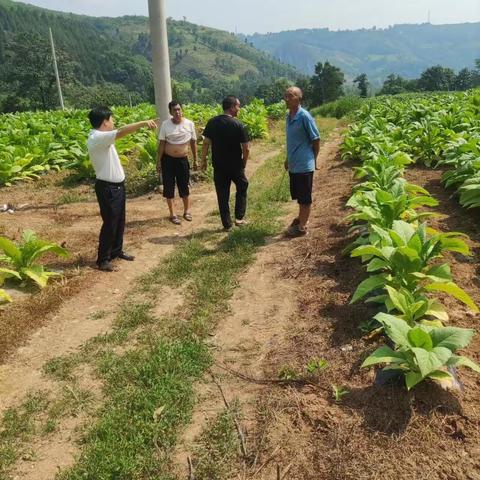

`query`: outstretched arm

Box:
[116,119,157,140]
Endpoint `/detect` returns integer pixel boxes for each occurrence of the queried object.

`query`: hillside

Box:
[246,23,480,84]
[0,0,297,109]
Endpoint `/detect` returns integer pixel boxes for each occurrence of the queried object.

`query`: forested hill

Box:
[0,0,297,110]
[246,23,480,84]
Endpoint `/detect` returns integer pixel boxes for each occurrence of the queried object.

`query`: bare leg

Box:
[166,198,175,218]
[298,204,311,230]
[182,195,190,215]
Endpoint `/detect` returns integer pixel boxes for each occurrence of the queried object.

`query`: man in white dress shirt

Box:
[87,106,157,272]
[156,101,198,224]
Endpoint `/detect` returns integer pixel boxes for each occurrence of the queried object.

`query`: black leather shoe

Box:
[118,252,135,261]
[98,261,115,272]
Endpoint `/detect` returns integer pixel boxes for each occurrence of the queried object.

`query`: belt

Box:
[95,179,125,186]
[162,154,188,160]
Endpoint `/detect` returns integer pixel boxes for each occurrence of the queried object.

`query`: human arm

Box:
[190,139,198,170]
[116,119,157,140]
[156,140,166,175]
[312,138,320,169]
[201,137,211,172]
[241,142,250,168]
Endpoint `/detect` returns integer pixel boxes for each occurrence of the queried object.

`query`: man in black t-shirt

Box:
[201,96,250,230]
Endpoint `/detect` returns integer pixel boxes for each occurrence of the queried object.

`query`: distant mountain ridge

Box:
[245,23,480,84]
[0,0,297,106]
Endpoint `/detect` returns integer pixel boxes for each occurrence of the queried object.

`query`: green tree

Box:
[354,73,369,97]
[418,65,455,91]
[255,78,292,105]
[310,61,345,106]
[1,32,75,112]
[378,74,409,95]
[454,68,475,91]
[378,74,420,96]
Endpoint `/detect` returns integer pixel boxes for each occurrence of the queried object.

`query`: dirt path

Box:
[0,140,279,415]
[172,135,344,478]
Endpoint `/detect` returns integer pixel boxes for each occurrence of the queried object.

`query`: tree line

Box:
[253,60,480,109]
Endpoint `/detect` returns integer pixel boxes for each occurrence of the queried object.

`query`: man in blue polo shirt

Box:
[284,86,320,237]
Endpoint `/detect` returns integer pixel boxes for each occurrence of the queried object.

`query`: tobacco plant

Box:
[362,313,480,390]
[0,230,68,288]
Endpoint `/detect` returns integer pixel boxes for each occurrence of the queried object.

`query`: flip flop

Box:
[183,212,192,221]
[170,215,181,225]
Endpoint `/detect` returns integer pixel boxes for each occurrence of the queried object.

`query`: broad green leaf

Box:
[391,220,416,244]
[439,237,470,256]
[412,346,452,378]
[0,237,22,264]
[405,371,424,390]
[409,196,439,208]
[425,263,451,281]
[366,258,388,272]
[25,243,68,265]
[351,246,385,260]
[385,286,408,315]
[0,268,22,284]
[420,319,445,328]
[20,265,60,288]
[430,327,475,351]
[408,327,433,350]
[427,370,454,382]
[447,355,480,373]
[425,282,479,312]
[361,346,406,368]
[375,312,411,347]
[425,299,449,321]
[351,274,386,304]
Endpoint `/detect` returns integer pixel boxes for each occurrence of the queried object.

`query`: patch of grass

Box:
[0,392,49,477]
[56,192,89,205]
[116,301,155,330]
[0,383,95,476]
[43,354,83,382]
[88,310,107,320]
[58,339,211,480]
[192,407,240,480]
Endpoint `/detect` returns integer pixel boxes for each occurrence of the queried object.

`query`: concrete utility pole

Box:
[49,27,65,110]
[148,0,172,123]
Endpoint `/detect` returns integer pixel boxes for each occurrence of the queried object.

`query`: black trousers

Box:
[94,179,126,265]
[161,154,190,199]
[213,168,249,229]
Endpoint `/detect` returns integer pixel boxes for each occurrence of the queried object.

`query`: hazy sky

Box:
[19,0,480,34]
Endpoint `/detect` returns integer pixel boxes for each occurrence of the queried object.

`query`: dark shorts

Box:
[161,154,190,199]
[289,171,314,205]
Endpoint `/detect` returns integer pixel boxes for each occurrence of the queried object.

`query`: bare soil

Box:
[177,145,480,479]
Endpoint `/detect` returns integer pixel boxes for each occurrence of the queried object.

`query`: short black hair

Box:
[222,96,239,111]
[88,106,113,129]
[168,100,182,113]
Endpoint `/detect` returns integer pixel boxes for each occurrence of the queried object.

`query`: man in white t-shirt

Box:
[87,106,157,272]
[156,101,198,224]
